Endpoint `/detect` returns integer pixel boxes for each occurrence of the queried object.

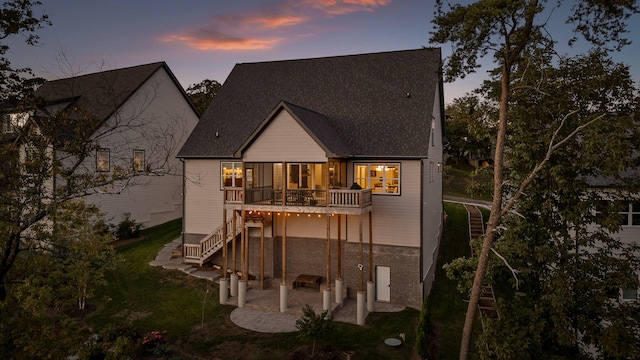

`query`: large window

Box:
[354,163,400,194]
[96,149,110,172]
[287,163,325,190]
[221,162,242,189]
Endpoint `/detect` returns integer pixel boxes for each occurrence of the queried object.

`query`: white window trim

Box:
[97,149,110,172]
[133,149,145,173]
[354,162,400,195]
[221,161,242,190]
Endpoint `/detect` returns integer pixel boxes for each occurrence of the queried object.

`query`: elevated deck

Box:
[224,187,372,215]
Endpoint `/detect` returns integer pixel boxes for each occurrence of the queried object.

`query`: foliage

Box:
[445,95,496,166]
[464,166,493,199]
[116,212,142,239]
[0,0,50,104]
[445,49,640,357]
[0,201,121,358]
[141,330,171,357]
[0,2,185,305]
[186,78,221,114]
[295,304,334,358]
[415,296,431,358]
[430,1,640,357]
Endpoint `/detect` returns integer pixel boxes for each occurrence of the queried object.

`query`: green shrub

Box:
[116,213,141,239]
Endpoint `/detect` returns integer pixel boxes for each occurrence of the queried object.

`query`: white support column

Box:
[230,273,238,297]
[280,283,288,313]
[238,279,247,308]
[219,278,229,305]
[367,280,375,312]
[322,288,332,316]
[335,278,343,305]
[357,291,366,326]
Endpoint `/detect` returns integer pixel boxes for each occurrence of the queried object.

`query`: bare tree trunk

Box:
[459,63,510,360]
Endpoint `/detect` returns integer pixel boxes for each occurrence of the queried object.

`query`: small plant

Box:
[295,304,334,358]
[141,330,170,357]
[116,212,141,239]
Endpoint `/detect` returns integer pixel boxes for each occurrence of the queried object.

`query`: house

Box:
[29,62,199,228]
[177,49,444,320]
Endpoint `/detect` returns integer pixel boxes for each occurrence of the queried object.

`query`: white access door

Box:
[376,266,391,302]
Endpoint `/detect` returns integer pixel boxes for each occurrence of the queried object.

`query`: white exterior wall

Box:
[243,110,326,162]
[184,159,224,236]
[82,68,199,227]
[619,227,640,246]
[343,160,422,247]
[422,87,445,293]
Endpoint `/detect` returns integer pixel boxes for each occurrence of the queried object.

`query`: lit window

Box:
[221,162,242,189]
[97,149,110,172]
[133,150,145,172]
[354,163,400,195]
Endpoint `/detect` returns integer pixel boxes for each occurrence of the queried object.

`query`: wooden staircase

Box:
[183,217,242,266]
[464,204,500,327]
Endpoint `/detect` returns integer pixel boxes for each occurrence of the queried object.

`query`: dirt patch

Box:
[62,303,97,319]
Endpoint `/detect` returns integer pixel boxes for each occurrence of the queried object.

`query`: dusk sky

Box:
[6,0,640,104]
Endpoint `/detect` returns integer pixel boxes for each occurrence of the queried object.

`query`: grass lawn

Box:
[427,202,483,359]
[86,219,421,359]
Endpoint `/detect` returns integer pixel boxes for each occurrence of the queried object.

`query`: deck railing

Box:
[184,217,242,265]
[224,187,371,208]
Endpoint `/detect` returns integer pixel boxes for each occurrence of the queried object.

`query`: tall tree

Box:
[0,0,50,103]
[186,78,221,115]
[445,95,496,166]
[446,49,640,358]
[430,1,639,358]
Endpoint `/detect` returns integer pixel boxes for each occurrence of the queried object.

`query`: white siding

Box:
[82,68,199,227]
[243,110,326,162]
[422,87,445,290]
[184,159,224,235]
[345,160,422,248]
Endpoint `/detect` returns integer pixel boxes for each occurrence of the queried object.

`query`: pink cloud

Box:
[301,0,391,16]
[161,0,391,51]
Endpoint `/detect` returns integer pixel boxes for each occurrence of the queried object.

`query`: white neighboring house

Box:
[177,49,445,311]
[31,62,199,228]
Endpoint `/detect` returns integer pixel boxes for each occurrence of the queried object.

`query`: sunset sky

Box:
[6,0,639,104]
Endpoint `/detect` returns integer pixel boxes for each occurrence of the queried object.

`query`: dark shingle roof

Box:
[178,48,443,159]
[34,62,198,139]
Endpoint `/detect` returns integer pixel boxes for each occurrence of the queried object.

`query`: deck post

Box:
[222,208,227,280]
[325,214,331,288]
[231,211,237,275]
[358,214,364,292]
[281,209,288,312]
[240,210,246,280]
[337,214,342,280]
[260,225,264,290]
[367,280,375,312]
[368,211,373,282]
